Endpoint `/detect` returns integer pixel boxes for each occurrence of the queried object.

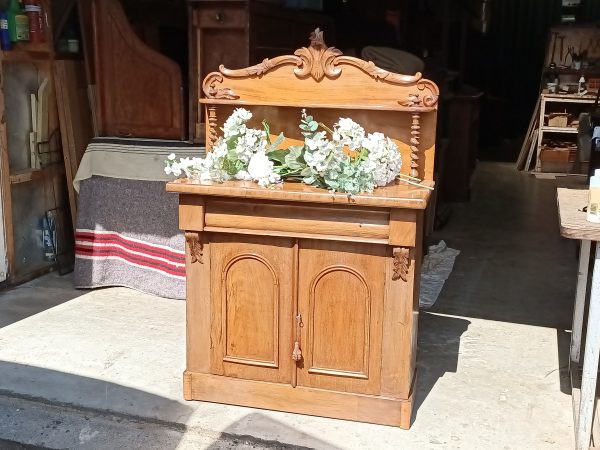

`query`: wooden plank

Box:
[572,240,592,364]
[524,129,539,173]
[29,94,38,170]
[185,371,412,429]
[0,59,13,280]
[517,96,540,170]
[54,60,94,228]
[35,78,49,170]
[167,179,433,210]
[9,165,64,185]
[576,249,600,450]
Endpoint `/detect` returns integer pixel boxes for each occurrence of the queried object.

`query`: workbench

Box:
[558,186,600,449]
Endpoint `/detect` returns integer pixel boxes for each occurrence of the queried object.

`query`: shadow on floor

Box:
[557,329,572,395]
[0,362,191,450]
[413,312,471,420]
[430,164,575,331]
[205,413,343,450]
[0,273,86,328]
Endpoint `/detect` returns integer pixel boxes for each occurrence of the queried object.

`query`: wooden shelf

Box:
[0,42,53,62]
[9,165,64,185]
[544,67,600,76]
[541,126,579,133]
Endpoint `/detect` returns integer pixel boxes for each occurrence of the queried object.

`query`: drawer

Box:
[203,198,391,243]
[195,6,247,29]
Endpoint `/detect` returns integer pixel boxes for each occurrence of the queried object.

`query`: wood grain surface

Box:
[557,188,600,241]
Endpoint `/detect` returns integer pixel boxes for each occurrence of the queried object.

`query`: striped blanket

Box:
[73,138,204,299]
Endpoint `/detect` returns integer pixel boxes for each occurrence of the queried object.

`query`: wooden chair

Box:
[90,0,185,140]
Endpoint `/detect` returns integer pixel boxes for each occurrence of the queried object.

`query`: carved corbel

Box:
[392,247,410,282]
[185,232,204,264]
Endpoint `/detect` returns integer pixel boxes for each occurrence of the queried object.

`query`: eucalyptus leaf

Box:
[262,120,271,144]
[267,149,288,164]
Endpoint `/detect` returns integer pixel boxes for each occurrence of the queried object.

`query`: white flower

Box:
[333,118,365,150]
[248,151,280,187]
[167,153,176,161]
[248,151,273,179]
[235,170,252,181]
[222,108,253,139]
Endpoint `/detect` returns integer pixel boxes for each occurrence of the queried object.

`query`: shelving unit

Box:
[533,92,596,175]
[0,1,71,284]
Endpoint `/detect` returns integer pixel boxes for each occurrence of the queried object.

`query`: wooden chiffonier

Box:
[187,0,334,141]
[167,31,439,428]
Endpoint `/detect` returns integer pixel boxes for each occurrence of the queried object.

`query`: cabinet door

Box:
[209,234,294,384]
[297,240,386,395]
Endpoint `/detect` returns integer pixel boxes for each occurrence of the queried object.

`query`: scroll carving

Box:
[207,105,218,149]
[392,248,410,282]
[335,56,421,84]
[401,81,440,108]
[410,113,421,178]
[221,55,302,78]
[186,232,204,264]
[202,28,439,109]
[202,72,239,100]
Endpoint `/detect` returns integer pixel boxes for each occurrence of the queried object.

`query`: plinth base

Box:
[183,371,414,429]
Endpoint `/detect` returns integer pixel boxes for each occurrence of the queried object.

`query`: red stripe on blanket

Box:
[75,230,185,263]
[75,245,186,277]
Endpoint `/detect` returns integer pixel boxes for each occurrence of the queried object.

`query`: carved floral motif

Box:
[392,247,410,282]
[185,232,204,264]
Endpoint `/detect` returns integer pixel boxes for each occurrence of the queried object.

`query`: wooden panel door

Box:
[297,240,386,395]
[209,234,294,384]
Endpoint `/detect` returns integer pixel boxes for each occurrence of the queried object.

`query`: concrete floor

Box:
[0,162,576,449]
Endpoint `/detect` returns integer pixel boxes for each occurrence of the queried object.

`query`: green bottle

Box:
[7,0,28,43]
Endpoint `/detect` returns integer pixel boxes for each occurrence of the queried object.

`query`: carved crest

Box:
[202,28,439,108]
[185,232,204,264]
[392,247,410,282]
[293,28,343,81]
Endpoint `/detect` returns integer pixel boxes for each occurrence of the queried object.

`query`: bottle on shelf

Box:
[7,0,28,43]
[0,9,11,50]
[22,0,44,43]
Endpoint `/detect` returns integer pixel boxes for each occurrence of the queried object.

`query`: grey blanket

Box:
[74,176,186,299]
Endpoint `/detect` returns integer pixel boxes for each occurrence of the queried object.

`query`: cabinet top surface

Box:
[167,179,433,209]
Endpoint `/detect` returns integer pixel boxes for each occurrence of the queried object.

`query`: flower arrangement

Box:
[166,108,415,195]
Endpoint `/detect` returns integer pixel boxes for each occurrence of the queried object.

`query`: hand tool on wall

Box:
[550,31,560,67]
[559,35,565,66]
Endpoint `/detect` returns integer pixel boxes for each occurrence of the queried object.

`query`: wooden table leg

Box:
[576,240,600,450]
[572,240,592,364]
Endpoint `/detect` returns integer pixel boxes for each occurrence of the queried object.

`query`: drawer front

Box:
[204,198,391,243]
[195,6,247,29]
